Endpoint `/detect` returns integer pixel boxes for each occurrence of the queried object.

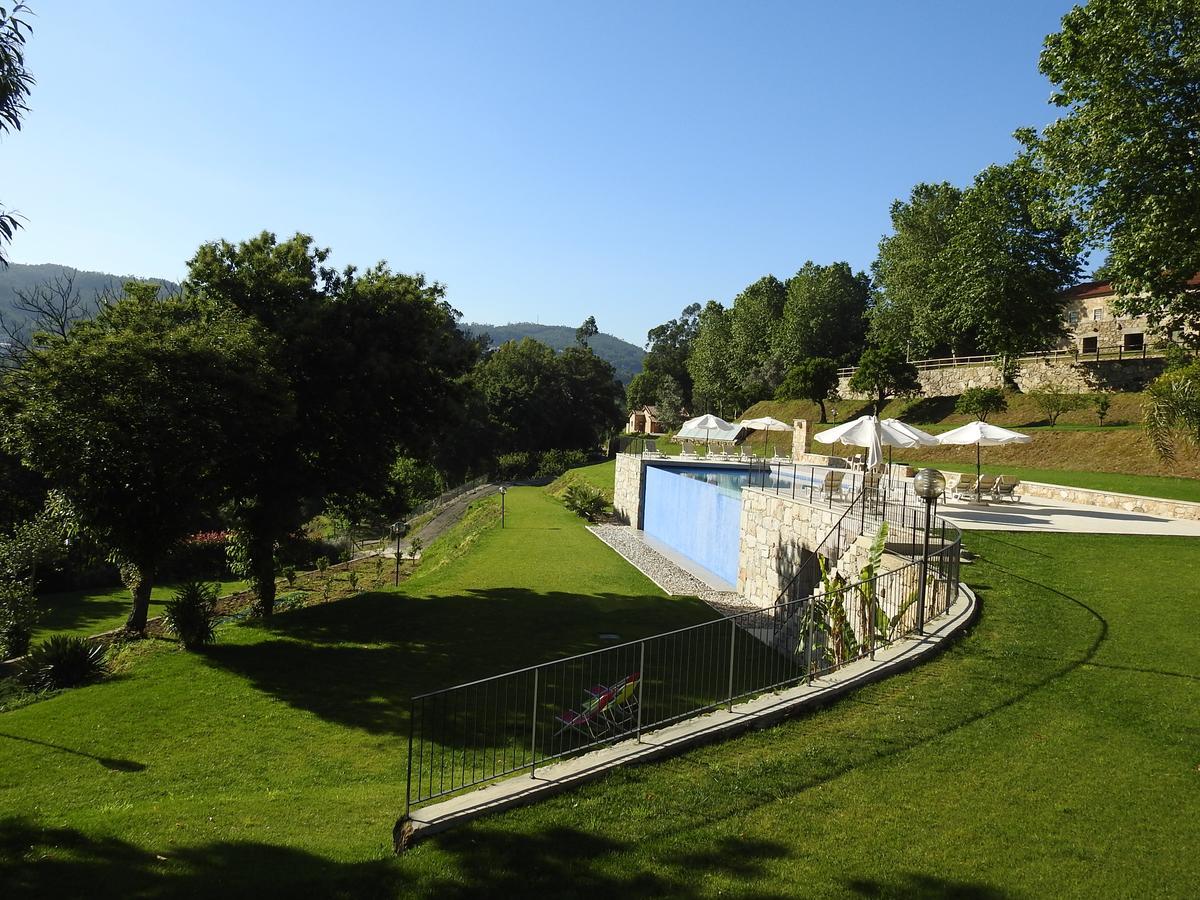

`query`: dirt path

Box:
[392,483,499,558]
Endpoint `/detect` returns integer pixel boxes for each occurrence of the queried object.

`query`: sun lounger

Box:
[992,476,1020,502]
[738,445,753,461]
[954,474,996,501]
[643,439,662,458]
[555,688,614,739]
[680,441,697,458]
[586,672,640,729]
[818,470,846,501]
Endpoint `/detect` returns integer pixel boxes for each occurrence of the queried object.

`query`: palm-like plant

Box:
[1146,364,1200,461]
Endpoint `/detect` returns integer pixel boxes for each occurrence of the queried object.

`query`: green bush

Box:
[535,449,587,480]
[562,483,608,522]
[0,578,38,659]
[163,581,218,649]
[18,635,108,691]
[495,452,536,481]
[955,387,1008,421]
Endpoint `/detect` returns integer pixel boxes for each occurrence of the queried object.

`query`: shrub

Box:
[562,483,608,522]
[955,387,1007,421]
[1029,383,1087,425]
[347,570,359,592]
[495,451,536,481]
[535,448,587,480]
[0,578,38,659]
[18,635,108,691]
[282,564,297,587]
[1092,392,1112,426]
[164,581,219,649]
[165,531,230,580]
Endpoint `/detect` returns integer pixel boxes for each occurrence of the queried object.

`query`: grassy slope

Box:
[32,580,248,643]
[396,531,1200,897]
[0,484,716,897]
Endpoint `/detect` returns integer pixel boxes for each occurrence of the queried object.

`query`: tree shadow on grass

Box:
[845,872,1010,899]
[0,732,146,772]
[0,815,793,900]
[199,588,716,736]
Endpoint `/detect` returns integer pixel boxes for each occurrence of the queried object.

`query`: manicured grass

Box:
[917,460,1200,503]
[0,485,716,896]
[31,579,249,643]
[4,487,1199,895]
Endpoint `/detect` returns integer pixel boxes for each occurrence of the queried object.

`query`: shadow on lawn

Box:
[0,816,798,900]
[199,588,715,736]
[0,733,146,773]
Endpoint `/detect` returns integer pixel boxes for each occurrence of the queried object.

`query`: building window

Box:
[1123,332,1144,351]
[1093,308,1104,321]
[1082,336,1098,354]
[1067,311,1079,325]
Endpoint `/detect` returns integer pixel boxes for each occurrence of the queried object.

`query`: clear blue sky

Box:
[8,0,1078,345]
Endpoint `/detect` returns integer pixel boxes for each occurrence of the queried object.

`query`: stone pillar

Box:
[791,419,809,462]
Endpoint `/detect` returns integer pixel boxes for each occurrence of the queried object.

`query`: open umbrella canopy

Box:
[935,421,1031,501]
[935,421,1032,447]
[737,416,793,432]
[881,418,937,447]
[813,414,885,468]
[676,413,743,444]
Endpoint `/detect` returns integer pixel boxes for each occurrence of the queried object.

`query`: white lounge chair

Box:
[992,476,1020,502]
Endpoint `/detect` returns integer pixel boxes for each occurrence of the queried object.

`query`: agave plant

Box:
[164,581,218,649]
[19,635,108,691]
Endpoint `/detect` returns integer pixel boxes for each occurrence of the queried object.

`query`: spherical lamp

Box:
[913,468,946,502]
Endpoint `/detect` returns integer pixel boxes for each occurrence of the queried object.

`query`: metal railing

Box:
[403,477,961,814]
[834,339,1173,378]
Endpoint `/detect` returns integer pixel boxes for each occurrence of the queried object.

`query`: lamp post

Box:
[912,468,946,634]
[390,520,406,587]
[499,486,507,529]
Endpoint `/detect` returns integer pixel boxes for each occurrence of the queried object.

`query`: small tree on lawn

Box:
[1029,382,1087,426]
[955,387,1008,422]
[848,348,920,414]
[1093,392,1112,426]
[776,357,839,423]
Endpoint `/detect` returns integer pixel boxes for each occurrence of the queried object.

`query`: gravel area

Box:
[588,524,760,618]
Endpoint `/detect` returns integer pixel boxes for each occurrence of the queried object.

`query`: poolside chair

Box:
[992,476,1021,503]
[952,475,979,501]
[738,445,753,461]
[554,688,614,739]
[818,470,846,501]
[680,441,697,459]
[862,471,883,505]
[643,439,662,458]
[587,672,641,730]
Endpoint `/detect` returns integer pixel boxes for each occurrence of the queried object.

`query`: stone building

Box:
[1061,275,1198,355]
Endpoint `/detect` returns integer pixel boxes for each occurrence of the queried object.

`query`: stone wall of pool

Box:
[612,454,897,608]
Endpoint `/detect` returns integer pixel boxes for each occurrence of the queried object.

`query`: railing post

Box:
[636,640,646,741]
[804,607,814,684]
[869,590,877,660]
[727,617,737,711]
[529,668,539,778]
[405,697,415,815]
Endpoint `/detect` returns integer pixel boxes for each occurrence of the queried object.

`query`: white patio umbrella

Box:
[677,413,737,449]
[737,416,793,457]
[813,414,886,469]
[935,420,1032,501]
[880,418,938,470]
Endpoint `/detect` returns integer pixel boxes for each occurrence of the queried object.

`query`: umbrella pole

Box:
[976,442,981,503]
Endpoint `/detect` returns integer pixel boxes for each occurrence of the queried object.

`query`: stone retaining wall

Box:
[837,356,1166,400]
[1015,479,1200,521]
[613,453,644,526]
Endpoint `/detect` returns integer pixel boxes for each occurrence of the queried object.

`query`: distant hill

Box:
[465,321,645,384]
[0,263,179,323]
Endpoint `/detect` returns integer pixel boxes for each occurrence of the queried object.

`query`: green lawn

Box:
[31,580,249,643]
[920,460,1200,503]
[3,479,1199,896]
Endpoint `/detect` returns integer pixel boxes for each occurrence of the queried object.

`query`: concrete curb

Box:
[394,581,980,851]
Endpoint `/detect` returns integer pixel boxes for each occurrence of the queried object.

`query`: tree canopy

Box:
[774,262,869,370]
[1022,0,1200,342]
[0,3,35,265]
[776,357,839,423]
[848,347,920,412]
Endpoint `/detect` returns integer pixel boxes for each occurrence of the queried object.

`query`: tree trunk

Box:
[124,567,154,635]
[252,534,277,617]
[817,398,827,424]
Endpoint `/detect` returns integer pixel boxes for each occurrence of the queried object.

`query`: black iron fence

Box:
[403,476,961,814]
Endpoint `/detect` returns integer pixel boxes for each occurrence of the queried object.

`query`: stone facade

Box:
[613,453,645,526]
[790,419,809,461]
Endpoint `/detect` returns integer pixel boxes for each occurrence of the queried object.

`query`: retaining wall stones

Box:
[613,453,644,526]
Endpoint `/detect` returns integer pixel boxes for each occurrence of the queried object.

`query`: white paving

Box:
[937,496,1200,536]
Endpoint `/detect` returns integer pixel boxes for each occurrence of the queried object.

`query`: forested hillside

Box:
[466,321,644,384]
[0,263,178,320]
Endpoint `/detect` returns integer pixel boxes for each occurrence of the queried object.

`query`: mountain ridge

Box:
[464,321,644,384]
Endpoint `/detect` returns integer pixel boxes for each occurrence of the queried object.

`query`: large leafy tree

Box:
[848,347,920,413]
[775,262,870,369]
[932,158,1083,358]
[728,275,787,403]
[776,357,839,423]
[1021,0,1200,341]
[687,301,739,417]
[1146,361,1200,461]
[0,3,35,265]
[869,182,964,356]
[2,284,291,633]
[640,302,701,410]
[186,232,477,614]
